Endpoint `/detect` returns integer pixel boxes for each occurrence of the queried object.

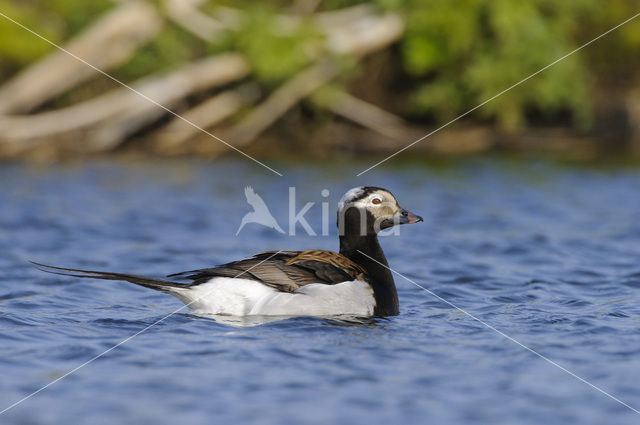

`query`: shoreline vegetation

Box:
[0,1,639,162]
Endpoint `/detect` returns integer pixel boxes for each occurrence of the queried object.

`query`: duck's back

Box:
[170,250,368,291]
[167,250,376,316]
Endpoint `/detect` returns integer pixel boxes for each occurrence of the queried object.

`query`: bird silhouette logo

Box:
[236,186,285,235]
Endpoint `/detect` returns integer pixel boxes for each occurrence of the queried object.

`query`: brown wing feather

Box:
[168,250,369,293]
[285,250,366,279]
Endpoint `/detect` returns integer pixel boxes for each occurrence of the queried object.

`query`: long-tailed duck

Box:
[34,187,422,318]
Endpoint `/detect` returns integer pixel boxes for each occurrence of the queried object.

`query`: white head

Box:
[337,186,422,236]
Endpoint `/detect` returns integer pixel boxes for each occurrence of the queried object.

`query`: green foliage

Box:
[0,1,59,71]
[231,6,323,85]
[2,0,640,133]
[0,0,111,76]
[394,0,601,130]
[114,23,209,81]
[40,0,112,35]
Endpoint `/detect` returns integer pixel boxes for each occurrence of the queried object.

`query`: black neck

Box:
[339,234,399,316]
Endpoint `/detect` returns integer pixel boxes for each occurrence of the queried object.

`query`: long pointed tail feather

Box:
[31,261,188,292]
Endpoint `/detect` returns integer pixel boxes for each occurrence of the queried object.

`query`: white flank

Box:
[168,277,376,317]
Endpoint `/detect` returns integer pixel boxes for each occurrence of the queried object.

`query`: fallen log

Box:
[151,83,260,154]
[91,55,250,151]
[0,54,250,154]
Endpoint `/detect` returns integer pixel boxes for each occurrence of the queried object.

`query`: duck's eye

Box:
[372,198,382,205]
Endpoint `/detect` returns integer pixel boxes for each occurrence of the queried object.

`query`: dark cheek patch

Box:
[375,205,396,221]
[382,205,396,216]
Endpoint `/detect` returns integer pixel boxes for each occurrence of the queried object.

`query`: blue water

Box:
[1,157,640,424]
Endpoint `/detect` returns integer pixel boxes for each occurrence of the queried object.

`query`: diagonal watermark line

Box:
[357,250,640,415]
[356,11,640,176]
[0,10,283,177]
[0,250,285,416]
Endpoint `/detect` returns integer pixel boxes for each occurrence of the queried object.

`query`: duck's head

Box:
[337,186,422,236]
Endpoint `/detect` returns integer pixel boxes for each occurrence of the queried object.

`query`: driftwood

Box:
[217,10,405,149]
[310,89,410,141]
[152,84,260,154]
[0,1,161,115]
[164,0,229,42]
[0,1,407,158]
[320,11,404,56]
[90,54,250,151]
[143,6,405,154]
[223,63,338,148]
[168,3,402,58]
[0,54,249,154]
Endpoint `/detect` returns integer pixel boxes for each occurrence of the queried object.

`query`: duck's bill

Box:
[397,209,423,224]
[379,209,423,229]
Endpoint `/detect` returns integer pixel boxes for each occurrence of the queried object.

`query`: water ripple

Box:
[1,159,640,425]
